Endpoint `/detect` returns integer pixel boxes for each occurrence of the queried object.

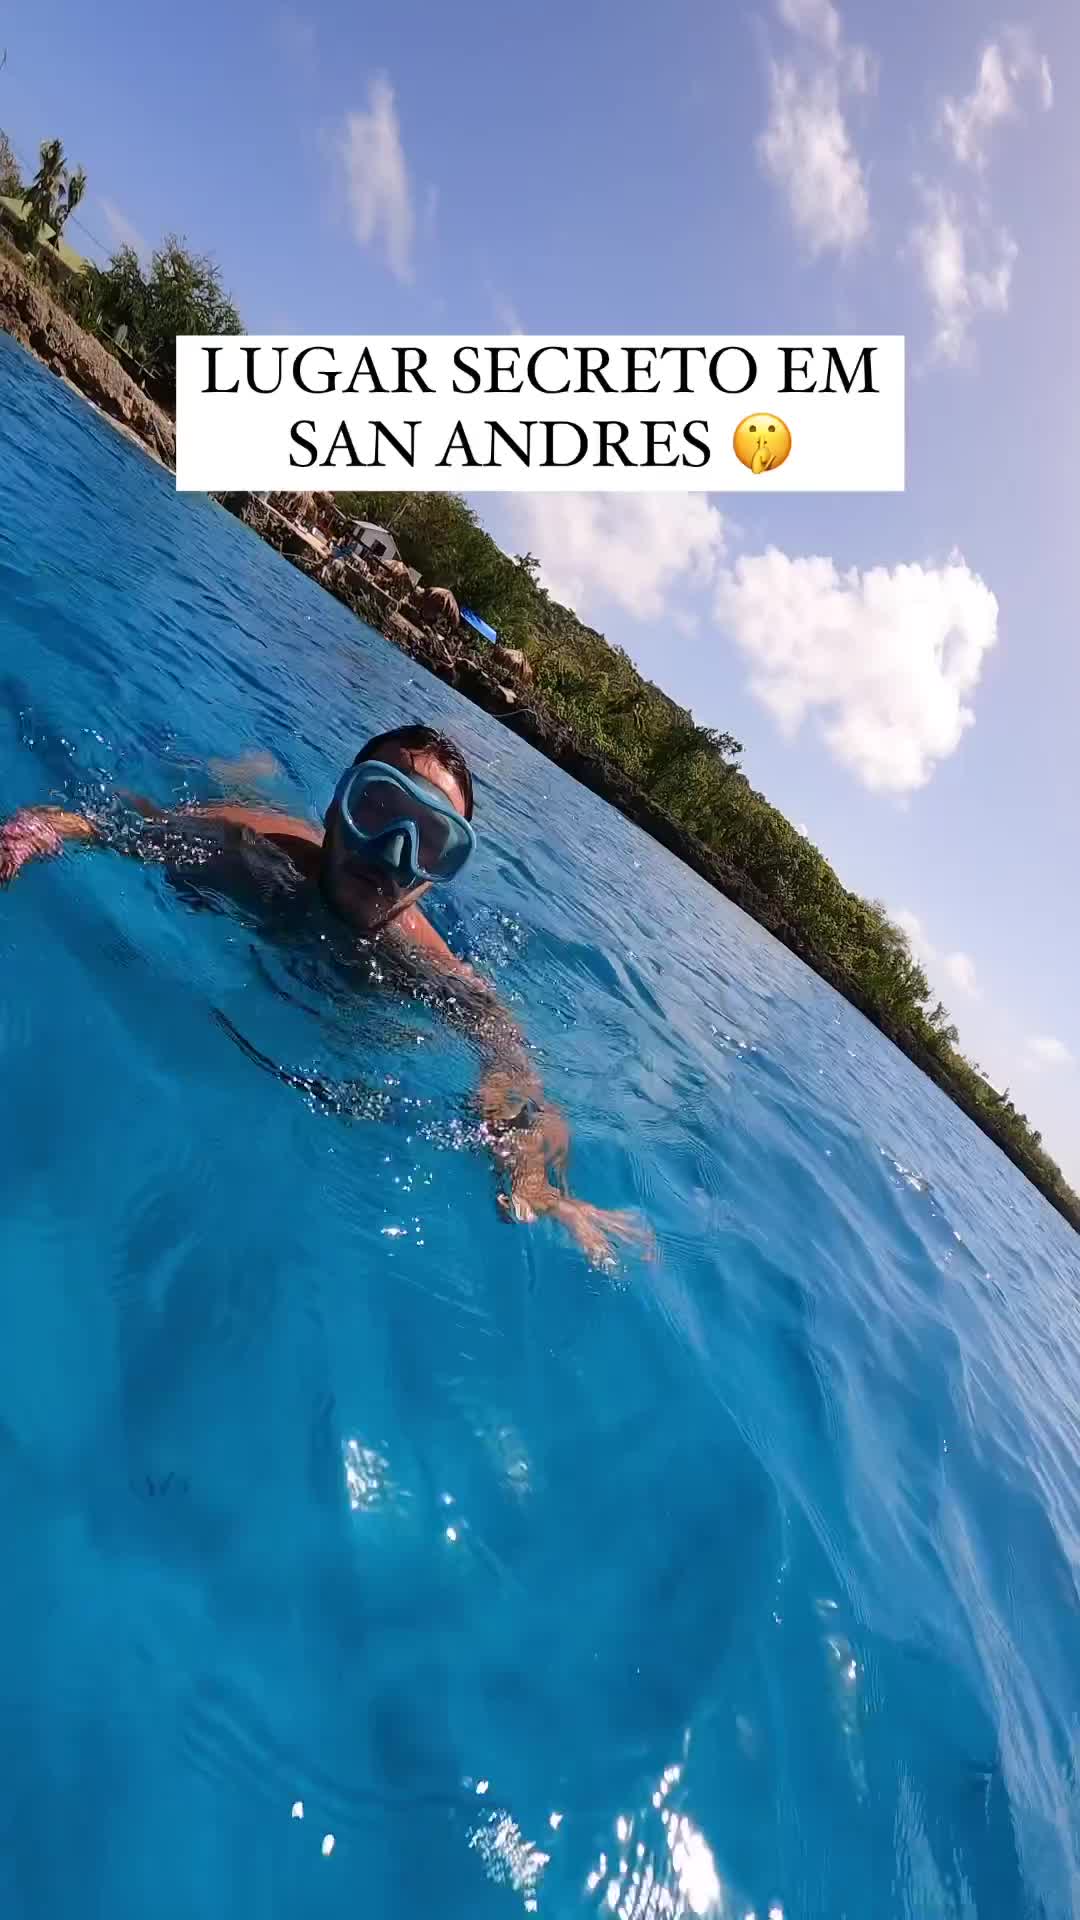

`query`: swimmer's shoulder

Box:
[166,803,324,873]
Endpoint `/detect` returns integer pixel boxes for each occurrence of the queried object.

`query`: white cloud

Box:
[943,950,980,998]
[1026,1035,1074,1070]
[892,912,980,1024]
[334,75,414,283]
[894,908,929,953]
[778,0,841,52]
[759,0,873,253]
[912,31,1048,366]
[98,198,146,259]
[942,43,1014,168]
[508,495,726,621]
[715,548,998,793]
[759,64,869,255]
[909,185,1016,365]
[777,0,877,90]
[893,912,979,999]
[941,31,1053,170]
[844,44,877,96]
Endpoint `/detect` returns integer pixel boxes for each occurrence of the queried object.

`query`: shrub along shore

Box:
[1,247,1075,1236]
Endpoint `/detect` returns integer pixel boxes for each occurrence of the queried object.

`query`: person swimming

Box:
[0,723,650,1267]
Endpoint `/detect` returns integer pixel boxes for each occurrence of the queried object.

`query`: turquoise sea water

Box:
[2,332,1080,1920]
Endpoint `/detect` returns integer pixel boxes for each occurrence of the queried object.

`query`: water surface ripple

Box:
[2,335,1079,1920]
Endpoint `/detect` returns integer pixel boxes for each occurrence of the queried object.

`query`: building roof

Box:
[0,196,89,276]
[352,521,397,544]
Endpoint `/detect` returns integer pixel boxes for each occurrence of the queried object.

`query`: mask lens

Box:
[431,828,470,878]
[350,779,450,870]
[415,813,452,872]
[339,765,472,882]
[347,777,409,836]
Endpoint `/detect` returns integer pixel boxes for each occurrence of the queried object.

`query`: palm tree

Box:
[54,164,86,243]
[25,137,66,243]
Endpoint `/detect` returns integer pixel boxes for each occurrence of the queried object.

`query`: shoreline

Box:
[1,262,1076,1236]
[0,249,176,467]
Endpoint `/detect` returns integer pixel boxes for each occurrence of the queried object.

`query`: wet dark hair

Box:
[354,724,474,820]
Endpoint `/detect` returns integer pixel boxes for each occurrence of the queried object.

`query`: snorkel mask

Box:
[331,760,476,891]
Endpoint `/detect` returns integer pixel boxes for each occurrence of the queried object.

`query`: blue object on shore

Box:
[460,606,498,643]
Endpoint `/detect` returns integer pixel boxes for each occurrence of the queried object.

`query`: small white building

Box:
[352,521,401,564]
[345,521,421,586]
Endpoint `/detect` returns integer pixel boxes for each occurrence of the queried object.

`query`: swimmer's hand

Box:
[480,1068,654,1269]
[0,807,98,884]
[502,1185,656,1270]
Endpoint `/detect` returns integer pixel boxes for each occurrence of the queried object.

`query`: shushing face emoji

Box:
[733,414,792,474]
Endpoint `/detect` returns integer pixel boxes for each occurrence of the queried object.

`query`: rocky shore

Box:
[2,258,1075,1235]
[0,249,176,465]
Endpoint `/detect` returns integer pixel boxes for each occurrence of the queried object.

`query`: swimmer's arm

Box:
[176,803,323,849]
[118,792,319,842]
[399,922,651,1265]
[116,796,324,872]
[206,751,283,788]
[0,798,321,884]
[466,987,649,1265]
[428,955,570,1209]
[123,753,283,799]
[393,909,544,1110]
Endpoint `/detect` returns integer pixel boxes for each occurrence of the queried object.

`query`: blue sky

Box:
[4,0,1078,1179]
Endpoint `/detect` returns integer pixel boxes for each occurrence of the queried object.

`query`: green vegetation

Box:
[0,125,241,394]
[0,127,20,198]
[335,490,1079,1227]
[74,241,243,386]
[24,137,86,249]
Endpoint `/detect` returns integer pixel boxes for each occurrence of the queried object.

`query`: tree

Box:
[147,238,242,360]
[0,127,20,198]
[93,236,242,388]
[92,244,147,339]
[25,137,66,240]
[53,163,86,242]
[927,1002,960,1048]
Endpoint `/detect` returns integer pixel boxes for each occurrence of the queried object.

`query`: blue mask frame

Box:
[332,760,476,889]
